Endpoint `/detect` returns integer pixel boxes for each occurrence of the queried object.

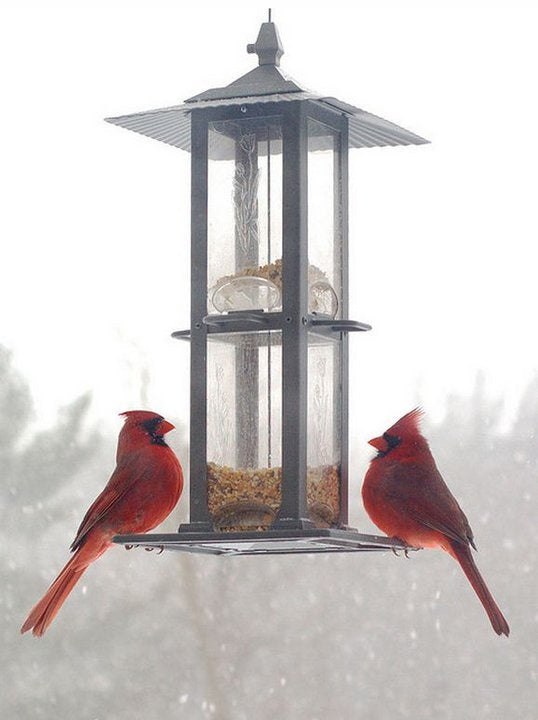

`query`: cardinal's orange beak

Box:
[368,435,389,453]
[160,419,175,435]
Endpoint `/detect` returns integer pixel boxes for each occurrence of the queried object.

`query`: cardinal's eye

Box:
[143,417,162,435]
[383,432,401,450]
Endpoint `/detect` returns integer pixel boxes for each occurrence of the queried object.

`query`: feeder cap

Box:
[246,10,284,67]
[185,13,301,102]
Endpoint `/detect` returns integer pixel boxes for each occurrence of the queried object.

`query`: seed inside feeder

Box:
[209,258,338,317]
[207,462,341,531]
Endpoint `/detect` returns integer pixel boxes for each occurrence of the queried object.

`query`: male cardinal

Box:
[362,408,509,636]
[21,410,183,637]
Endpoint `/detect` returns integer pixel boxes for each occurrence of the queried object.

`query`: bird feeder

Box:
[107,14,428,555]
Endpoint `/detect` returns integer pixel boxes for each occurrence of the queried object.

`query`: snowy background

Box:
[1,1,537,718]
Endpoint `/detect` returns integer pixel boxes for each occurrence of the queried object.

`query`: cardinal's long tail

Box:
[21,537,109,637]
[449,541,509,637]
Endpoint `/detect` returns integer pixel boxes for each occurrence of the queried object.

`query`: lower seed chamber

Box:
[207,461,341,531]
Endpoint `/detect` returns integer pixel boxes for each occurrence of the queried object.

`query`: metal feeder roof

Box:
[105,18,428,151]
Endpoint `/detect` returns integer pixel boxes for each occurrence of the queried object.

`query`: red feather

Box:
[362,408,509,636]
[386,406,424,436]
[21,411,183,637]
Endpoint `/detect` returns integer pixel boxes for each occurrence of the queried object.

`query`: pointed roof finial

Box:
[246,12,284,67]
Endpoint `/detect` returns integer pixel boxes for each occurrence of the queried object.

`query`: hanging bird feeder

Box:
[107,13,428,555]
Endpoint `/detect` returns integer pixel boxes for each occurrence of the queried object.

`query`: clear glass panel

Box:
[307,118,342,318]
[206,331,282,531]
[307,333,342,527]
[207,117,283,314]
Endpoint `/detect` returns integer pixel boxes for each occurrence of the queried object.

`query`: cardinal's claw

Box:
[143,545,164,553]
[391,547,400,557]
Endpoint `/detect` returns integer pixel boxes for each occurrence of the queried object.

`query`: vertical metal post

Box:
[266,130,273,468]
[275,101,312,528]
[337,116,350,527]
[181,110,213,530]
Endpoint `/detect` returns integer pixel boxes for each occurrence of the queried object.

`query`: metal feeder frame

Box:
[107,16,428,556]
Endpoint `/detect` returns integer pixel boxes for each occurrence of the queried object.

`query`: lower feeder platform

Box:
[113,529,411,556]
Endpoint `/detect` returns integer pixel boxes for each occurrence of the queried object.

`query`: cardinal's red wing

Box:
[70,454,147,552]
[385,462,475,548]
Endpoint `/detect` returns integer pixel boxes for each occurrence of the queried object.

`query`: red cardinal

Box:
[362,408,509,636]
[21,410,183,637]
